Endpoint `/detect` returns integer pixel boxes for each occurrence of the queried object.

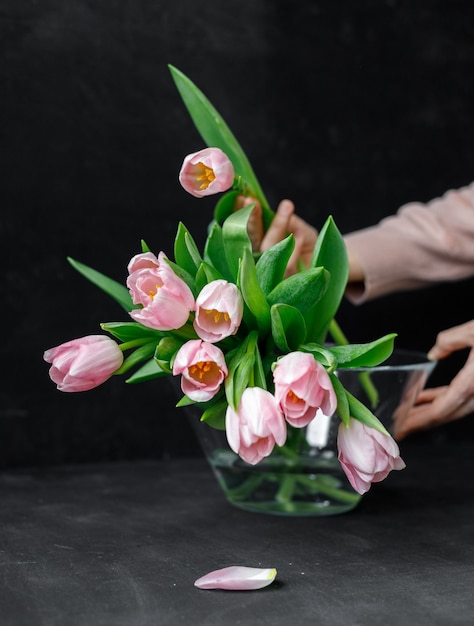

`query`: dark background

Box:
[2,0,473,468]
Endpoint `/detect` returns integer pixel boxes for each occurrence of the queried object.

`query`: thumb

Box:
[261,199,295,251]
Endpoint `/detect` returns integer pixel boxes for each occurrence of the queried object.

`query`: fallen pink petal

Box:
[194,566,277,591]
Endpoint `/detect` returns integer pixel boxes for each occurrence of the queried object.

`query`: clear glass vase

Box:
[187,349,437,516]
[189,411,361,516]
[335,349,437,431]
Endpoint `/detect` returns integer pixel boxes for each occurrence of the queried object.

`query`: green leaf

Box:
[200,397,227,430]
[306,216,349,343]
[169,64,274,229]
[114,341,158,375]
[239,247,271,334]
[68,257,133,312]
[174,222,203,276]
[125,358,169,383]
[195,261,224,293]
[163,258,196,294]
[330,373,350,426]
[100,322,164,343]
[214,190,240,224]
[329,334,397,368]
[267,267,329,313]
[252,343,267,390]
[221,204,254,280]
[175,394,195,407]
[345,390,389,436]
[224,331,260,409]
[203,221,233,281]
[155,336,183,361]
[255,235,295,295]
[299,343,338,372]
[227,353,255,410]
[270,304,307,352]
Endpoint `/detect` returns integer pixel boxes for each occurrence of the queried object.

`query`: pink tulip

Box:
[273,352,337,428]
[173,339,228,402]
[127,251,161,275]
[226,387,287,465]
[44,335,124,392]
[127,251,195,331]
[194,566,277,591]
[179,147,234,198]
[337,418,406,495]
[193,280,243,342]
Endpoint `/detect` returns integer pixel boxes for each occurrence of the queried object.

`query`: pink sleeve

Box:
[344,182,474,303]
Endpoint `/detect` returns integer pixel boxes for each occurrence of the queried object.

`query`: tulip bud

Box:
[43,335,124,392]
[337,418,406,494]
[225,387,286,465]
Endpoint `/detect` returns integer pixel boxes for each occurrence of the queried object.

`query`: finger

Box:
[413,386,448,404]
[244,201,264,252]
[391,387,445,430]
[284,238,305,277]
[393,402,443,440]
[428,320,474,360]
[393,387,459,440]
[234,195,260,211]
[260,199,295,251]
[394,364,474,439]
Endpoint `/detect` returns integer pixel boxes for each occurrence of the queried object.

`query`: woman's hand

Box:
[260,200,318,274]
[239,196,365,282]
[235,196,318,275]
[238,196,318,275]
[393,320,474,440]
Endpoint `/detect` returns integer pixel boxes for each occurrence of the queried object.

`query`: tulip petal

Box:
[194,566,277,591]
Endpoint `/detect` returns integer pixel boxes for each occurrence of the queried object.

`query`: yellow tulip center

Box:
[204,308,230,324]
[196,162,216,190]
[148,284,161,300]
[189,360,219,383]
[287,389,302,404]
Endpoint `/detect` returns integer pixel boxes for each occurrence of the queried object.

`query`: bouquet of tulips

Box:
[44,66,405,496]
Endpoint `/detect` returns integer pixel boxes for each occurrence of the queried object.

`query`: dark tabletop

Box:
[1,438,473,626]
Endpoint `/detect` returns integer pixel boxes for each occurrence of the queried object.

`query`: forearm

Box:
[344,182,474,303]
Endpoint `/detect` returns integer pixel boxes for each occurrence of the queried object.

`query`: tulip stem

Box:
[219,473,265,499]
[276,475,296,503]
[357,371,379,409]
[119,338,155,352]
[294,474,361,504]
[276,443,303,461]
[328,318,348,346]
